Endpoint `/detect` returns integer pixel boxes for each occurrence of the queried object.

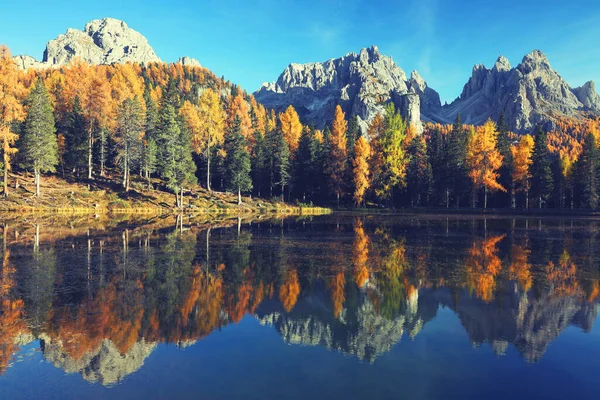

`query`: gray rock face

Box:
[254,46,435,133]
[573,81,600,112]
[177,56,202,68]
[14,18,161,69]
[440,50,599,131]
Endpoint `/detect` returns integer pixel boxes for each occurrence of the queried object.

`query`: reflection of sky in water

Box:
[0,215,599,400]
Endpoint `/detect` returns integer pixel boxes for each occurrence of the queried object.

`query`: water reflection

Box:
[0,215,599,385]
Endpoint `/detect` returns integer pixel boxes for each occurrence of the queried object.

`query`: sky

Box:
[1,0,600,103]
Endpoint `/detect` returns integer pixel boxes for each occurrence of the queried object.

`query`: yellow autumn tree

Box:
[327,105,348,206]
[352,135,371,206]
[279,105,302,154]
[197,89,225,191]
[0,46,26,196]
[465,235,505,302]
[509,244,532,292]
[279,269,300,312]
[511,134,534,209]
[466,119,505,208]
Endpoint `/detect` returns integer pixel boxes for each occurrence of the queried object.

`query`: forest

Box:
[1,44,600,210]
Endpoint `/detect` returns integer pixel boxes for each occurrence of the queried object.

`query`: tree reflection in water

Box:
[0,215,599,384]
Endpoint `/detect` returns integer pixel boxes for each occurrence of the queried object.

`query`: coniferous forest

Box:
[1,45,600,210]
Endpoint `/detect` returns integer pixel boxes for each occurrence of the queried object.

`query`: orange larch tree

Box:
[279,105,302,155]
[0,46,26,196]
[511,134,534,209]
[327,105,348,207]
[466,119,505,208]
[352,135,371,206]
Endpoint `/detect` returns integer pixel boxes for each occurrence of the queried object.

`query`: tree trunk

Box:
[472,188,476,209]
[238,187,242,205]
[510,183,515,209]
[207,145,211,192]
[337,192,340,209]
[484,186,488,209]
[88,125,93,180]
[35,169,40,197]
[446,188,449,208]
[281,184,285,203]
[123,157,129,191]
[3,165,8,197]
[525,189,529,210]
[538,196,542,209]
[180,187,184,209]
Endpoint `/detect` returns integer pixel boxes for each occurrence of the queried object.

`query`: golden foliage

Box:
[466,120,505,194]
[279,105,302,154]
[352,136,371,206]
[279,269,300,312]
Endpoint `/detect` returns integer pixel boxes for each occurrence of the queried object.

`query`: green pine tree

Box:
[157,103,196,207]
[22,78,58,196]
[115,97,144,191]
[407,136,433,207]
[446,113,469,207]
[273,128,291,202]
[224,116,252,204]
[530,125,554,208]
[64,96,87,176]
[578,132,599,209]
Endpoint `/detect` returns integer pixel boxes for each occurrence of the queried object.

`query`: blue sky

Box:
[1,0,599,103]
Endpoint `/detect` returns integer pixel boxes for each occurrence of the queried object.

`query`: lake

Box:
[0,214,599,399]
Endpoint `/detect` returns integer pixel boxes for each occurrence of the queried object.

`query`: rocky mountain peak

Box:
[14,18,161,69]
[177,56,202,67]
[573,80,600,111]
[518,49,551,74]
[493,55,511,72]
[254,45,436,133]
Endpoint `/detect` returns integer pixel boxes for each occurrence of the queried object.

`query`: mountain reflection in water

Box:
[0,215,599,387]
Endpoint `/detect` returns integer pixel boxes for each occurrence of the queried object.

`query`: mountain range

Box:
[11,18,600,133]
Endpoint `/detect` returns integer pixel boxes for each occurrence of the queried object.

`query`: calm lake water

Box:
[0,214,599,399]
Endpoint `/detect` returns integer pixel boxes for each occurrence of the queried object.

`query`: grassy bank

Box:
[0,172,331,216]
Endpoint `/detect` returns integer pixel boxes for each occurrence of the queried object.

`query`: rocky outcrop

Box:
[254,46,435,133]
[14,18,161,69]
[40,336,156,386]
[177,56,202,68]
[440,50,599,131]
[573,81,600,112]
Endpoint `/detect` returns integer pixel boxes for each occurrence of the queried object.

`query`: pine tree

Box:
[530,125,554,208]
[22,78,58,196]
[142,90,158,183]
[251,129,268,198]
[114,96,144,191]
[447,113,469,207]
[293,126,313,202]
[273,128,291,202]
[156,103,196,207]
[407,136,433,207]
[427,128,447,206]
[63,96,87,175]
[224,116,252,204]
[578,132,599,209]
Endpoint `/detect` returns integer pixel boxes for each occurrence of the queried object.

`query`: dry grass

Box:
[0,171,331,216]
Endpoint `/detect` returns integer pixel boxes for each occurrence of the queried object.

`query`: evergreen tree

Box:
[156,103,196,207]
[530,125,554,208]
[64,96,87,175]
[293,126,313,202]
[446,113,469,207]
[346,114,361,160]
[251,129,268,198]
[114,97,144,191]
[407,136,433,207]
[22,78,58,196]
[427,128,447,206]
[577,132,599,209]
[272,128,291,202]
[142,90,159,183]
[224,116,252,204]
